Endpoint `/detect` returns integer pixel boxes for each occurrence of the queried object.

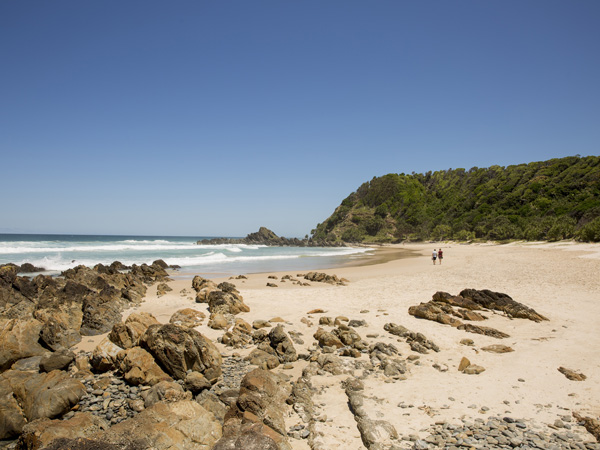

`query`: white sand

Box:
[78,241,600,447]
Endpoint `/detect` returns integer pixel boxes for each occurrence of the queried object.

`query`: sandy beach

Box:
[76,241,600,448]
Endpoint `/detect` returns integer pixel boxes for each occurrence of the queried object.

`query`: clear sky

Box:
[1,1,599,237]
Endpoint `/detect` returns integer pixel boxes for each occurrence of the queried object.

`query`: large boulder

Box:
[1,369,86,422]
[0,318,47,372]
[91,338,123,372]
[0,378,26,439]
[80,288,124,336]
[109,312,159,350]
[141,324,222,382]
[170,308,206,328]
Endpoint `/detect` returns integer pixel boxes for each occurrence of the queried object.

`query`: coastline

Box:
[71,241,600,447]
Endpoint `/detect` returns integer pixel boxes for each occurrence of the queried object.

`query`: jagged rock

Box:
[558,366,587,381]
[38,319,82,351]
[348,319,367,327]
[319,316,334,326]
[80,288,124,336]
[457,323,510,339]
[459,288,548,322]
[463,364,486,375]
[141,324,222,382]
[39,348,75,372]
[108,312,159,350]
[409,302,463,326]
[0,378,26,439]
[15,412,109,450]
[208,290,250,315]
[141,380,192,408]
[432,291,482,310]
[304,272,346,285]
[458,357,471,371]
[380,357,407,378]
[573,412,600,442]
[0,318,47,372]
[383,323,440,353]
[156,283,172,297]
[245,349,280,370]
[482,344,514,353]
[169,308,205,328]
[332,325,363,349]
[1,369,86,422]
[315,354,347,375]
[222,319,253,348]
[265,325,298,363]
[216,368,291,450]
[313,327,343,349]
[118,346,172,386]
[91,338,123,372]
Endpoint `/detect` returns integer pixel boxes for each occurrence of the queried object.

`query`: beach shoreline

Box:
[70,241,600,448]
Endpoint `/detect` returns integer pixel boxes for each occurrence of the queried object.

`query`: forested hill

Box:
[311,156,600,243]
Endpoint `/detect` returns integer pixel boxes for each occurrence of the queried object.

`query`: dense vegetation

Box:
[311,156,600,243]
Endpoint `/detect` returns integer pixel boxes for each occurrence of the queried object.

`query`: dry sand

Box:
[77,241,600,447]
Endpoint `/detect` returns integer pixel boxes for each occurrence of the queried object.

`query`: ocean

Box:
[0,234,373,277]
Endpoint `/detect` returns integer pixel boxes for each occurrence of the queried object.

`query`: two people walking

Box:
[432,248,443,265]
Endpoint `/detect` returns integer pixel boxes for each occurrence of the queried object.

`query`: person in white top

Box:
[432,249,438,265]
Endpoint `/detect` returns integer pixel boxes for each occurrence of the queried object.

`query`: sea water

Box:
[0,234,372,277]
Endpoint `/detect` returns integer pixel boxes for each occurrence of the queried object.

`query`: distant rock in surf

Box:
[196,227,344,247]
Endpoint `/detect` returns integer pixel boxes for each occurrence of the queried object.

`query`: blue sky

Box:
[1,1,599,237]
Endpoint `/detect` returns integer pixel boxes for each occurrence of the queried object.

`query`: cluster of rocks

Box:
[406,416,600,450]
[302,272,349,286]
[197,226,344,247]
[192,276,250,331]
[0,263,45,274]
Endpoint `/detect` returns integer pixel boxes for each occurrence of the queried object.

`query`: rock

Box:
[245,349,280,370]
[383,323,440,353]
[458,357,471,372]
[216,368,291,449]
[304,272,346,285]
[169,308,206,328]
[313,328,343,349]
[209,312,230,330]
[80,290,123,336]
[141,380,192,408]
[1,369,86,422]
[38,319,82,351]
[0,318,46,372]
[408,302,463,327]
[15,412,109,449]
[252,319,271,329]
[208,290,250,315]
[156,283,172,297]
[91,338,123,372]
[307,309,325,314]
[319,316,334,326]
[482,344,514,353]
[99,400,222,449]
[463,364,485,374]
[573,412,600,442]
[460,338,475,346]
[39,348,75,372]
[222,319,253,348]
[0,378,26,439]
[348,319,367,327]
[266,283,278,288]
[118,346,172,386]
[457,323,510,339]
[184,371,212,394]
[459,288,548,322]
[265,325,298,363]
[141,324,222,382]
[558,366,587,381]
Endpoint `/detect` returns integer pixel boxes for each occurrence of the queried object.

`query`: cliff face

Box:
[311,156,600,243]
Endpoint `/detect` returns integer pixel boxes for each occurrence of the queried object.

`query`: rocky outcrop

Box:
[140,324,222,382]
[208,288,250,316]
[303,272,348,285]
[558,366,587,381]
[197,227,344,247]
[343,377,399,449]
[0,318,47,371]
[459,288,548,322]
